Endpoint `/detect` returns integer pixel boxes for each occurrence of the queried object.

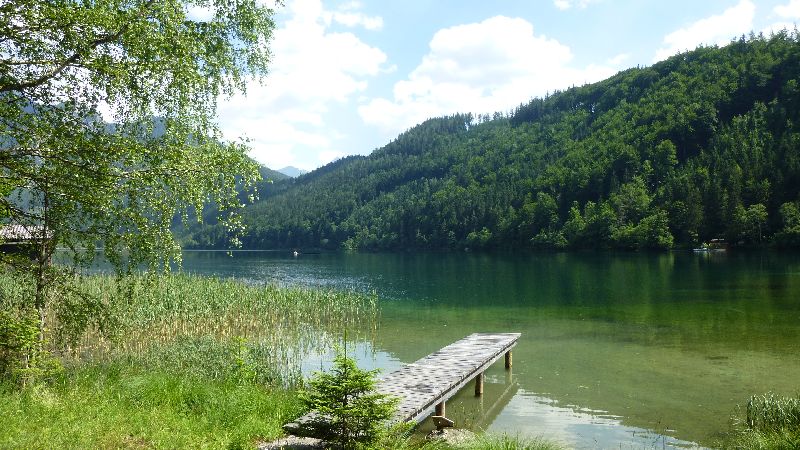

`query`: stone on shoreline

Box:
[258,435,327,450]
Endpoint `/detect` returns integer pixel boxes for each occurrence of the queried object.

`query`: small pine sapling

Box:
[298,348,399,448]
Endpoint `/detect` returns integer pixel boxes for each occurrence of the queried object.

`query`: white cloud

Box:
[217,0,387,170]
[317,150,347,165]
[774,0,800,19]
[337,1,363,11]
[358,16,620,135]
[607,53,630,66]
[327,11,383,30]
[762,22,798,35]
[554,0,571,10]
[654,0,755,62]
[763,0,800,34]
[553,0,599,10]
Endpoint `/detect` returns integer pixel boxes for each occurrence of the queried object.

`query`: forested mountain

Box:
[176,164,287,248]
[259,166,290,183]
[187,32,800,251]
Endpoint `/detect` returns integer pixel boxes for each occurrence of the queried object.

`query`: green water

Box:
[182,250,800,449]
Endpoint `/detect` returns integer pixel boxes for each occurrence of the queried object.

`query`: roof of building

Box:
[0,224,48,242]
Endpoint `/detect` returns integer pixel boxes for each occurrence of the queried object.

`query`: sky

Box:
[212,0,800,172]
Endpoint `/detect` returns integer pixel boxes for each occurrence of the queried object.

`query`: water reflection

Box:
[490,390,703,449]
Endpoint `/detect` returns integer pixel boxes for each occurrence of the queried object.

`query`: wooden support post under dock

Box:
[284,332,521,435]
[380,333,520,426]
[475,372,484,396]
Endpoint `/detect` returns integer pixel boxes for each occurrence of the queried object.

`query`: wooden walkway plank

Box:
[380,332,520,424]
[284,332,520,435]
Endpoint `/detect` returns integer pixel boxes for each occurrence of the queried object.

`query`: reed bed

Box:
[92,275,377,385]
[1,271,378,385]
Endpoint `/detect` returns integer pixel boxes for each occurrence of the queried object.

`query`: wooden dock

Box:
[286,332,520,433]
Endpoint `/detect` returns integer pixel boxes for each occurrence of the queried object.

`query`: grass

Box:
[463,435,564,450]
[743,393,800,432]
[718,393,800,449]
[0,362,301,449]
[0,271,376,448]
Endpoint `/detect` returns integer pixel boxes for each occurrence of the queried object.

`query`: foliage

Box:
[720,393,800,449]
[773,202,800,247]
[184,32,800,252]
[0,0,276,382]
[733,203,768,244]
[0,309,62,386]
[297,349,399,449]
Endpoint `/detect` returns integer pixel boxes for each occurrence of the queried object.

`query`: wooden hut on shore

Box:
[0,224,49,254]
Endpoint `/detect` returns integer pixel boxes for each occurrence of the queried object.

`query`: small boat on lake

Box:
[694,239,728,252]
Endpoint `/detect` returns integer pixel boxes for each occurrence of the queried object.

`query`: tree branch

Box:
[0,0,156,93]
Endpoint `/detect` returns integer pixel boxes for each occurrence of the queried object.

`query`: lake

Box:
[181,250,800,449]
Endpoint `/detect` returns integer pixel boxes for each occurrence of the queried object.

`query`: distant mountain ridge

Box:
[277,166,307,177]
[259,166,289,182]
[185,32,800,251]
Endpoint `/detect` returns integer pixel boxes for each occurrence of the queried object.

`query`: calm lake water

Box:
[181,250,800,449]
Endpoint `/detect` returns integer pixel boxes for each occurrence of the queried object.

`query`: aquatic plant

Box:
[744,393,800,432]
[720,393,800,449]
[1,271,378,385]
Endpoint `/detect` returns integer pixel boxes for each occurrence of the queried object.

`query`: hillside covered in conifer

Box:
[185,32,800,251]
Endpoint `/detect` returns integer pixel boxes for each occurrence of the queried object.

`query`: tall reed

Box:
[721,393,800,449]
[743,393,800,432]
[1,271,378,385]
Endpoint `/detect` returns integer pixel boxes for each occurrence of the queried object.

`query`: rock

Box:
[257,435,327,450]
[426,428,478,446]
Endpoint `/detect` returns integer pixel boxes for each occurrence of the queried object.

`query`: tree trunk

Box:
[34,236,50,355]
[33,188,54,357]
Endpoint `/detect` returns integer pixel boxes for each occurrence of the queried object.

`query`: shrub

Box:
[297,349,398,448]
[0,309,62,386]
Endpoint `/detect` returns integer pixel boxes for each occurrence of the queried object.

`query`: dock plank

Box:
[285,332,520,434]
[381,332,520,424]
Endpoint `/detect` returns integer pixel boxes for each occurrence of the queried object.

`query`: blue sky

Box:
[212,0,800,171]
